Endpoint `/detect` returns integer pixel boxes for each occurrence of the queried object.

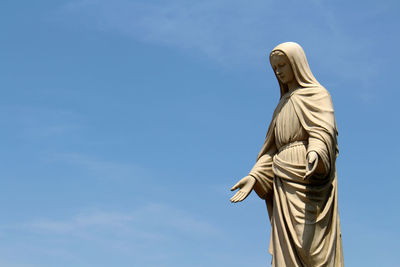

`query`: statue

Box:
[230,42,344,266]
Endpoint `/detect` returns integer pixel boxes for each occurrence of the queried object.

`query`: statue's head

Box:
[269,42,320,97]
[270,50,295,86]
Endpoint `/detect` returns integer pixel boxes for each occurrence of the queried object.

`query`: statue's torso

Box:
[274,96,308,170]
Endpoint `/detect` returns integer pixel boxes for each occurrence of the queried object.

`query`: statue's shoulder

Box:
[293,86,331,98]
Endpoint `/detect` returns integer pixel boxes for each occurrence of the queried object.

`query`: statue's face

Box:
[270,53,295,85]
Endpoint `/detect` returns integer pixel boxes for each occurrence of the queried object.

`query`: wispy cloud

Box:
[0,262,35,267]
[27,211,132,234]
[59,0,275,66]
[1,203,221,266]
[12,203,221,263]
[44,152,146,180]
[55,0,386,88]
[24,203,220,239]
[0,105,81,139]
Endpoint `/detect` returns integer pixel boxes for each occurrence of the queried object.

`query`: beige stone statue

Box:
[230,42,344,266]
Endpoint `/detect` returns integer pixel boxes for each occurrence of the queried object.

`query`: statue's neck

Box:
[287,80,299,91]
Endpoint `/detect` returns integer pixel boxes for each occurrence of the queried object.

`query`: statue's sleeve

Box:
[308,135,330,175]
[249,152,274,200]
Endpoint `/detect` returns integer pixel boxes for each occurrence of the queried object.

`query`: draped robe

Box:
[249,87,344,267]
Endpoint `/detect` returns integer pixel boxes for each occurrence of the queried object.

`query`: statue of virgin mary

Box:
[230,42,344,266]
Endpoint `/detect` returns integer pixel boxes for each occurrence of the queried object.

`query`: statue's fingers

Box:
[230,181,241,191]
[236,192,246,202]
[240,190,251,201]
[236,191,243,201]
[231,191,243,202]
[304,163,311,179]
[230,192,240,202]
[235,191,246,202]
[305,163,317,179]
[233,192,240,202]
[308,152,318,163]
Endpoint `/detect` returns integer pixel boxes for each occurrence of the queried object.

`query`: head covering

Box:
[270,42,321,97]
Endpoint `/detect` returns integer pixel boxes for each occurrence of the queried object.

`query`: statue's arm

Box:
[249,153,274,200]
[230,150,275,203]
[306,135,330,178]
[230,121,277,203]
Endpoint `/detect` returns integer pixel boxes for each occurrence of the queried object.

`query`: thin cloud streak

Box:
[0,105,81,140]
[7,203,222,256]
[24,203,220,238]
[56,0,384,88]
[0,203,222,266]
[45,152,147,180]
[59,0,276,66]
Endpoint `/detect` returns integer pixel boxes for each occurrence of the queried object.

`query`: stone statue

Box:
[230,42,344,266]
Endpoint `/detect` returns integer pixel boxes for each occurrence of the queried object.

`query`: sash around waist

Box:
[277,140,307,153]
[273,140,307,181]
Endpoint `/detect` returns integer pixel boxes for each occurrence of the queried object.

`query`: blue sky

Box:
[1,0,399,266]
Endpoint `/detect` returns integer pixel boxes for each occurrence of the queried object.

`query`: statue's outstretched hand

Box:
[230,176,256,203]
